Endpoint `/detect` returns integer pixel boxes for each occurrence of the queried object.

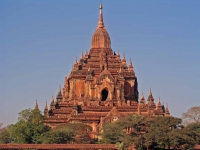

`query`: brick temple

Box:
[40,4,170,138]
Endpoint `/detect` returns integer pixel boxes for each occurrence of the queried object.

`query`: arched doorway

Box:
[101,89,108,101]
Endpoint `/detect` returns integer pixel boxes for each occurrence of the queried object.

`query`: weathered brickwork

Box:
[42,4,170,138]
[1,144,200,150]
[0,144,117,150]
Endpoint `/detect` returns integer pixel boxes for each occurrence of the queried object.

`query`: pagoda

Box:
[42,4,170,137]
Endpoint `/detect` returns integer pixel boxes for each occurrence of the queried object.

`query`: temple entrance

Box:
[101,89,108,101]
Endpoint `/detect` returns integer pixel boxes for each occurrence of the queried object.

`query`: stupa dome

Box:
[91,4,111,48]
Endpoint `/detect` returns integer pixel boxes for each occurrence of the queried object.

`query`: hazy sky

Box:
[0,0,200,126]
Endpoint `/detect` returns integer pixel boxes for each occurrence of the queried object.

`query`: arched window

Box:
[101,89,108,101]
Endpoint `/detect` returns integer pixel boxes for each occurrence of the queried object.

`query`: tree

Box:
[8,109,50,144]
[8,120,33,143]
[100,114,200,150]
[101,121,126,144]
[0,127,10,144]
[144,117,179,149]
[117,114,148,149]
[182,106,200,123]
[185,123,200,144]
[100,114,147,149]
[60,123,92,144]
[144,116,200,150]
[39,123,92,144]
[18,109,32,121]
[166,128,194,150]
[39,128,75,144]
[186,122,200,133]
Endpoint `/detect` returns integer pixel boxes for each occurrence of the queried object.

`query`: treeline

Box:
[0,107,200,150]
[0,109,93,144]
[100,114,200,150]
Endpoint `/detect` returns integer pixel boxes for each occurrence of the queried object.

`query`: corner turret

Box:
[50,96,55,109]
[35,100,39,109]
[165,103,170,116]
[147,88,154,105]
[128,58,134,72]
[44,101,48,117]
[56,86,63,103]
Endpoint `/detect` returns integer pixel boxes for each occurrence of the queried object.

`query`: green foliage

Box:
[185,123,200,145]
[186,122,200,133]
[39,128,75,144]
[2,108,93,144]
[8,120,32,143]
[18,109,32,121]
[60,123,92,144]
[116,142,125,150]
[8,108,50,144]
[0,127,10,143]
[144,116,182,149]
[101,115,200,150]
[117,114,147,149]
[143,116,199,150]
[101,114,146,149]
[3,107,200,148]
[39,123,92,144]
[101,122,125,144]
[29,109,45,125]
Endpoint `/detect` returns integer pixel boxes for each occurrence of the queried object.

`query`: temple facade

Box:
[42,4,170,137]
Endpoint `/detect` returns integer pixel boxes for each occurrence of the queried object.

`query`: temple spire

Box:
[149,88,152,95]
[129,58,133,67]
[157,97,161,106]
[165,103,170,116]
[44,101,48,110]
[98,3,104,28]
[56,86,63,103]
[129,58,134,72]
[35,100,38,109]
[165,103,169,113]
[147,88,154,104]
[50,96,55,109]
[141,93,144,100]
[51,96,54,103]
[81,52,84,59]
[58,86,61,93]
[123,53,125,60]
[140,93,146,104]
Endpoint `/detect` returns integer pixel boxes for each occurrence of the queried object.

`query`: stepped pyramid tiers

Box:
[43,4,170,136]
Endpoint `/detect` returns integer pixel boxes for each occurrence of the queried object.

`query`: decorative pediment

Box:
[102,107,122,123]
[97,68,115,83]
[99,80,113,93]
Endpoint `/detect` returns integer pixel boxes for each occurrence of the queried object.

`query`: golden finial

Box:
[100,3,103,9]
[98,3,104,28]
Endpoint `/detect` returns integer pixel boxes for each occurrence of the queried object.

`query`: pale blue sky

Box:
[0,0,200,126]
